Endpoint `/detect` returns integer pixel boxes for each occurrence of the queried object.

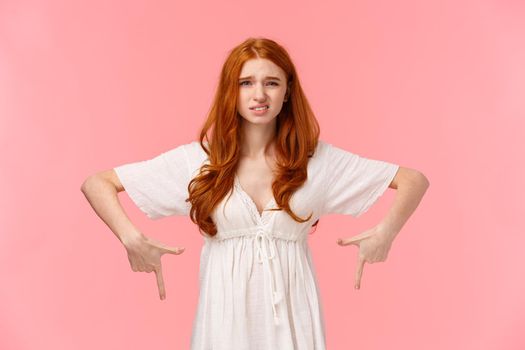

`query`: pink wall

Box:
[1,0,524,349]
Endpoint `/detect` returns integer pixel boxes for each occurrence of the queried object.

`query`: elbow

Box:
[80,178,90,193]
[80,175,98,193]
[422,172,430,187]
[416,171,430,189]
[404,169,430,189]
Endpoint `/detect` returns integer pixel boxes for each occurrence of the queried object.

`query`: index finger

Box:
[355,255,365,290]
[154,265,166,300]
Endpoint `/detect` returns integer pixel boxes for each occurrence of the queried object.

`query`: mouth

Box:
[249,105,270,111]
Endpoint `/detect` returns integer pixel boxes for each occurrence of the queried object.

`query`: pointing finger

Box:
[154,265,166,300]
[355,255,365,290]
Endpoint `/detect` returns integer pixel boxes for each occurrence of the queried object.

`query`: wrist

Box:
[119,230,145,247]
[375,222,399,241]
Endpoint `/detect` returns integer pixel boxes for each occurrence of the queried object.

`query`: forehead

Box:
[239,58,285,79]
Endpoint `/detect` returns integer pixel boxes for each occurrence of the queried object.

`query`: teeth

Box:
[254,106,268,111]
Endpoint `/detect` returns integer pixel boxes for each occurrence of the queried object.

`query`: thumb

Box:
[337,231,374,247]
[147,238,185,255]
[160,245,185,255]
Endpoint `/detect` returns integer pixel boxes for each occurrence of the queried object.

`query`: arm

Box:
[80,169,143,246]
[376,166,430,242]
[336,166,430,290]
[80,170,184,300]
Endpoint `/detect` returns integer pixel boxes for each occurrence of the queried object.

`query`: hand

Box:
[123,234,185,300]
[337,226,395,290]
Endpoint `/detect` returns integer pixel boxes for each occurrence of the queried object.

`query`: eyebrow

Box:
[238,76,282,81]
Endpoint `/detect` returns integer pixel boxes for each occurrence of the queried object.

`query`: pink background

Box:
[1,0,524,349]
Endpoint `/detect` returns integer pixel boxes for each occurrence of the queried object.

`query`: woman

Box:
[81,37,429,349]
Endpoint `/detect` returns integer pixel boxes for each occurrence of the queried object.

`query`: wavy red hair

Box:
[186,37,321,237]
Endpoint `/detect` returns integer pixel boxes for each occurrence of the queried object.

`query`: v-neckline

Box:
[234,174,276,219]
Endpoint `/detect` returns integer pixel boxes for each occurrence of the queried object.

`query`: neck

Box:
[240,120,276,158]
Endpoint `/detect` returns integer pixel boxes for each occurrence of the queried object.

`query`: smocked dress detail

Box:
[113,140,400,350]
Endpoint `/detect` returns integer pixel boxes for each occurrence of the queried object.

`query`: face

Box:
[237,58,289,126]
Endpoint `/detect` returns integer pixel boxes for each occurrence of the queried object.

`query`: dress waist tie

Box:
[255,230,282,325]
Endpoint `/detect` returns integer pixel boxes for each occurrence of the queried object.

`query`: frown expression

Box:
[237,58,289,125]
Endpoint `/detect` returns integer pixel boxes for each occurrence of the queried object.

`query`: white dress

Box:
[113,139,399,350]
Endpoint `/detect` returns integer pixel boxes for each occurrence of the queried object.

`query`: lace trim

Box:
[234,175,276,226]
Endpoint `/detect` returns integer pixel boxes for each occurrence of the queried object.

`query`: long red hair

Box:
[186,37,321,237]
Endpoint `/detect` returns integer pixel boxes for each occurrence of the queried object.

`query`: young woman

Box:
[81,37,429,349]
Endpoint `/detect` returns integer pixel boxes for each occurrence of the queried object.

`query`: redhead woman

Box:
[81,37,429,349]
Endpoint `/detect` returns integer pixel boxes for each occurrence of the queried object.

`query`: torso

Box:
[235,152,277,215]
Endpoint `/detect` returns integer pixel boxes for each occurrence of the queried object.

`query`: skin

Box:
[235,57,289,215]
[236,57,289,135]
[80,172,183,300]
[337,168,429,289]
[236,58,431,291]
[80,57,429,301]
[78,57,289,301]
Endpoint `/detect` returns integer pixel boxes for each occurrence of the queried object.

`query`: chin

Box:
[239,112,278,125]
[244,117,277,125]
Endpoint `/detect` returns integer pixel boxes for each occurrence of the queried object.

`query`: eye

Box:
[239,81,279,86]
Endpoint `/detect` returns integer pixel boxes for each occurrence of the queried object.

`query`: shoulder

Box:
[178,140,209,179]
[163,141,207,161]
[312,139,328,158]
[315,139,360,159]
[312,139,352,159]
[156,141,208,178]
[186,140,209,163]
[307,139,332,171]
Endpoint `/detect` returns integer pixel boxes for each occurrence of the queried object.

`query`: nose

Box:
[253,83,267,101]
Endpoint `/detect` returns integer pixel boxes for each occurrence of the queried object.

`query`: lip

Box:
[249,104,269,109]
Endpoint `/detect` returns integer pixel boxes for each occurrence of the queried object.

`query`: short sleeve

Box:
[321,142,399,217]
[113,144,192,219]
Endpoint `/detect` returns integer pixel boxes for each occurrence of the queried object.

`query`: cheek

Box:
[237,93,248,108]
[273,89,286,100]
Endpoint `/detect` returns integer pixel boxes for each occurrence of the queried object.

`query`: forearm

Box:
[80,175,143,246]
[376,171,430,241]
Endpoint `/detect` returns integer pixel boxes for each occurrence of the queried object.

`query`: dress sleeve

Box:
[321,142,399,217]
[113,144,192,219]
